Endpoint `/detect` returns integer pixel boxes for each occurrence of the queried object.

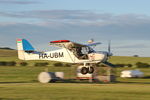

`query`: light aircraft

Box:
[16,39,114,74]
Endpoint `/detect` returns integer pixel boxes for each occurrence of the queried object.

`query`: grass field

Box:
[0,83,150,100]
[0,49,150,100]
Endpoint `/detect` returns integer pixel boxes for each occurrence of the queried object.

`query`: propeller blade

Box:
[108,40,111,54]
[107,40,113,61]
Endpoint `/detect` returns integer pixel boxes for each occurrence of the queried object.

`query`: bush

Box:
[0,61,6,66]
[115,64,125,67]
[20,62,28,66]
[65,63,72,67]
[114,63,132,68]
[6,61,16,66]
[136,62,150,68]
[125,64,132,67]
[0,61,16,66]
[53,62,63,67]
[133,55,139,57]
[34,62,49,67]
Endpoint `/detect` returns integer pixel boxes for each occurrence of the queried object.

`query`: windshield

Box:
[81,47,94,54]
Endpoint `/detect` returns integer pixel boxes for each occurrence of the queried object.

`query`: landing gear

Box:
[76,64,96,80]
[80,67,94,74]
[88,67,94,74]
[81,67,88,74]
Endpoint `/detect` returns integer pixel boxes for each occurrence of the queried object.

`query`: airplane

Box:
[16,39,115,75]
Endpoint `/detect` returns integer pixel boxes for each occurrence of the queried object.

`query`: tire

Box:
[81,67,88,74]
[88,67,94,74]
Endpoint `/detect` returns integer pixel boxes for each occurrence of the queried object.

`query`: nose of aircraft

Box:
[88,52,108,62]
[105,52,113,61]
[108,52,113,56]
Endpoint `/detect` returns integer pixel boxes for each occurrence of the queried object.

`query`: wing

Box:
[50,40,101,47]
[86,42,101,47]
[50,40,71,48]
[49,40,87,49]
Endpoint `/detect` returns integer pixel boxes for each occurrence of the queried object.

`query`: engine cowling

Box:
[88,53,107,62]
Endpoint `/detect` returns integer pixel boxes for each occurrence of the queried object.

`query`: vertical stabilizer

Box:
[16,39,35,60]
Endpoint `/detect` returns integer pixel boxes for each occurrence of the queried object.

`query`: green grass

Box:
[110,56,150,65]
[0,49,150,100]
[0,49,17,57]
[0,66,150,100]
[0,66,76,82]
[0,83,150,100]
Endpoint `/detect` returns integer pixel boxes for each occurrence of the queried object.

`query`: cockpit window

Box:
[69,46,94,59]
[81,47,94,54]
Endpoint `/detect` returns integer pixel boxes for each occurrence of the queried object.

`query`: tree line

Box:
[0,61,150,68]
[0,61,71,67]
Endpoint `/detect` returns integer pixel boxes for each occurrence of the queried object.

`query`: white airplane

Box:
[16,39,114,74]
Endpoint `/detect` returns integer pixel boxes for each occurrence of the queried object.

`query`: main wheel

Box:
[81,67,88,74]
[89,67,94,74]
[88,67,94,74]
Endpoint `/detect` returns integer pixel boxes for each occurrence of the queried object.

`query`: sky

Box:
[0,0,150,57]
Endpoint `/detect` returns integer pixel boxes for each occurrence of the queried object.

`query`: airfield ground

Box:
[0,83,150,100]
[0,49,150,100]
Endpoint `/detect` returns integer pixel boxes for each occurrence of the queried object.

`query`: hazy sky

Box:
[0,0,150,57]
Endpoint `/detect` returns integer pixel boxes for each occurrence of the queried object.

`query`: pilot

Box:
[76,47,83,57]
[69,46,87,59]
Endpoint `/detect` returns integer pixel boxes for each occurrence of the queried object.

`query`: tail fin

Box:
[16,39,35,60]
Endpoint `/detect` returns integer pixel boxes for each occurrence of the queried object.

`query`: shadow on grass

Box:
[51,79,114,84]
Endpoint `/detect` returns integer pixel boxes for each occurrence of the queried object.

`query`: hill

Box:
[0,49,17,57]
[109,56,150,65]
[0,47,14,50]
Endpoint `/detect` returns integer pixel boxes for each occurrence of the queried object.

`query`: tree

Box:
[136,62,150,68]
[133,55,139,57]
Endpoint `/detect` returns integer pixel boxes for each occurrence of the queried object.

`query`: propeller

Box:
[107,40,113,60]
[108,40,111,54]
[102,40,115,68]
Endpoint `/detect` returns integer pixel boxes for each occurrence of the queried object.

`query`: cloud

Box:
[0,10,112,21]
[0,0,38,5]
[0,8,150,56]
[0,22,150,56]
[115,44,149,49]
[1,10,150,27]
[0,10,150,55]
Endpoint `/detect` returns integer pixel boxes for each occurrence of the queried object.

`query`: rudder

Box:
[16,39,35,60]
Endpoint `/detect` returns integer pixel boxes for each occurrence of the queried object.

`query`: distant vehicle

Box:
[16,39,114,74]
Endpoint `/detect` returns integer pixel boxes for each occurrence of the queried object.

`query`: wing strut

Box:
[63,44,76,63]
